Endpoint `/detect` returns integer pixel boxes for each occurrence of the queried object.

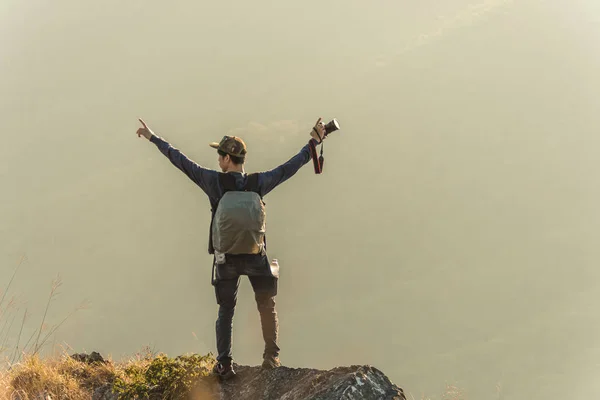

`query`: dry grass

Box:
[0,353,116,400]
[0,349,216,400]
[0,255,94,399]
[0,255,217,399]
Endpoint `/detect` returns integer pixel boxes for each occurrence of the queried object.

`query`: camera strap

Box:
[309,138,324,174]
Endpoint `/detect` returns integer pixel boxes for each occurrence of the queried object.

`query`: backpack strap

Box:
[218,173,237,193]
[243,173,260,194]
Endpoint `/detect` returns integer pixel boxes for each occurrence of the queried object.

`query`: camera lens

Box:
[324,119,340,135]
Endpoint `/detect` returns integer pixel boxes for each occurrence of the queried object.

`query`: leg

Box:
[249,275,280,361]
[214,277,240,366]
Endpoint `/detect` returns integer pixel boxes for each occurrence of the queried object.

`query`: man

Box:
[135,117,327,380]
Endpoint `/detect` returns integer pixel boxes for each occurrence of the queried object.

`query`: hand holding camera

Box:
[308,117,340,174]
[310,117,340,144]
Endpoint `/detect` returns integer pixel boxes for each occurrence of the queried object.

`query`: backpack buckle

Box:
[215,251,226,264]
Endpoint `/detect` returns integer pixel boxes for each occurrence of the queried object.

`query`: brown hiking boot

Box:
[261,355,281,369]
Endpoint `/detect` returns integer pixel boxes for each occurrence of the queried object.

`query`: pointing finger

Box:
[138,118,148,129]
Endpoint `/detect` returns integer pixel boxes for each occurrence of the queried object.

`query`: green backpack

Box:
[209,173,266,255]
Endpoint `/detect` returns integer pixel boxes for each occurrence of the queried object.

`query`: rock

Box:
[90,362,405,400]
[70,351,106,365]
[195,364,406,400]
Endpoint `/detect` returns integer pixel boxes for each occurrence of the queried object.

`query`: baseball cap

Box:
[209,136,247,158]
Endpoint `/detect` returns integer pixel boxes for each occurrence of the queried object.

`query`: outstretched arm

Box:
[136,118,219,197]
[258,118,327,196]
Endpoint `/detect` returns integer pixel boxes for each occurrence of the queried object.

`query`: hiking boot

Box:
[212,362,236,380]
[261,355,281,369]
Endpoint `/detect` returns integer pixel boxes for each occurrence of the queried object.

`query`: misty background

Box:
[2,0,600,398]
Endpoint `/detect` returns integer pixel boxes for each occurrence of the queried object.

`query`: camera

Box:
[309,118,341,175]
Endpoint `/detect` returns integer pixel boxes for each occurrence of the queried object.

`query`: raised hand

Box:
[136,118,154,140]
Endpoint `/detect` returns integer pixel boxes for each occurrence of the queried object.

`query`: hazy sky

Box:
[2,0,600,398]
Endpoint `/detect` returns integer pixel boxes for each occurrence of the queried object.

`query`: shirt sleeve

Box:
[257,141,314,197]
[150,134,220,198]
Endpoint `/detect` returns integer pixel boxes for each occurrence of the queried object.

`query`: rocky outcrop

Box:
[210,364,406,400]
[94,363,406,400]
[8,352,406,400]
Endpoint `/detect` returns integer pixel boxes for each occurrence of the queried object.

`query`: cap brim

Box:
[209,142,220,149]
